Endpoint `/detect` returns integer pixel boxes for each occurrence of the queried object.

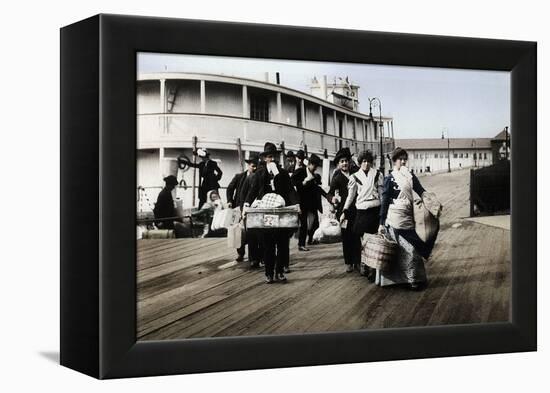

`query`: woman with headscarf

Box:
[191,189,226,237]
[379,147,439,290]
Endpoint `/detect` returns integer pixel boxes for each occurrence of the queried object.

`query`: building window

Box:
[459,153,463,158]
[474,153,477,159]
[296,102,302,128]
[250,95,269,122]
[453,153,458,159]
[484,153,487,159]
[434,153,438,158]
[465,153,469,158]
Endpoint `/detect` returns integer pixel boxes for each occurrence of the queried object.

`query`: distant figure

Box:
[295,150,306,170]
[285,150,297,174]
[178,148,223,208]
[191,190,226,238]
[153,175,178,230]
[291,153,323,251]
[226,153,259,263]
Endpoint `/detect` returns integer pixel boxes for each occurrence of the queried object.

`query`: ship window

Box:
[250,95,269,122]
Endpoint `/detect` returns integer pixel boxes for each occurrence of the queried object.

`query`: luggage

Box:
[142,229,175,239]
[211,207,241,231]
[361,233,399,271]
[414,192,442,243]
[245,205,300,229]
[227,222,246,248]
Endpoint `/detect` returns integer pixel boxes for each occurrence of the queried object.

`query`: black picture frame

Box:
[60,14,536,379]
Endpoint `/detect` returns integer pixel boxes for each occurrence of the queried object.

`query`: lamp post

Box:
[472,139,477,167]
[504,126,509,160]
[368,97,384,174]
[442,128,451,173]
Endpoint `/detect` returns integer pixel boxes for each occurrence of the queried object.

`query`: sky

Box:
[138,52,510,140]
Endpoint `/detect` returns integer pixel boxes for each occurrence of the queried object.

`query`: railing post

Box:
[200,80,206,114]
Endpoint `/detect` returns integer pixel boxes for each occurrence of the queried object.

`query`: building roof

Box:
[492,129,509,141]
[395,138,492,150]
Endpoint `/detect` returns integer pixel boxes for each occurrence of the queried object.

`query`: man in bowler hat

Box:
[245,142,298,283]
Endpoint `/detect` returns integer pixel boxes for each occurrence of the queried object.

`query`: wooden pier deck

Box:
[137,169,510,340]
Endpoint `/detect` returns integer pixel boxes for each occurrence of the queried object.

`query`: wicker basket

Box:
[361,233,399,271]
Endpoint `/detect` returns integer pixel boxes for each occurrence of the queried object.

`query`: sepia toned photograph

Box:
[135,53,511,341]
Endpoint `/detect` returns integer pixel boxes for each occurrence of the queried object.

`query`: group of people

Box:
[328,146,437,289]
[153,142,437,289]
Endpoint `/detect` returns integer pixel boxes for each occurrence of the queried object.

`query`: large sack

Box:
[421,191,443,218]
[212,208,240,230]
[227,222,245,248]
[414,198,440,243]
[321,218,341,238]
[311,217,341,243]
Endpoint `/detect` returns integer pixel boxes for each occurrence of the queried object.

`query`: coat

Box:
[327,169,353,219]
[226,171,248,207]
[186,159,223,200]
[153,187,176,229]
[245,162,298,207]
[291,166,323,212]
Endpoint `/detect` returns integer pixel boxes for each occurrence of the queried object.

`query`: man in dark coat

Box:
[153,175,178,230]
[291,153,322,251]
[285,150,297,174]
[245,142,298,283]
[178,148,223,208]
[326,147,360,272]
[226,154,259,263]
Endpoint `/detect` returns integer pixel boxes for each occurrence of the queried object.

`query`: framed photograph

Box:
[61,14,536,379]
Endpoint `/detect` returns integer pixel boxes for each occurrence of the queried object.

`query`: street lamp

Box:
[368,97,384,175]
[504,126,509,160]
[472,139,477,167]
[442,127,451,173]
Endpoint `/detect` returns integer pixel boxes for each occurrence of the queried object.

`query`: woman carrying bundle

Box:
[378,147,440,290]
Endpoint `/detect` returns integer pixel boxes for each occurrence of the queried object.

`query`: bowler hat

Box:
[286,150,295,158]
[163,175,178,186]
[308,153,322,166]
[333,147,352,164]
[245,153,260,165]
[261,142,279,156]
[296,150,306,160]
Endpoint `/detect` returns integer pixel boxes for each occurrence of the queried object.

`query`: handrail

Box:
[138,112,388,147]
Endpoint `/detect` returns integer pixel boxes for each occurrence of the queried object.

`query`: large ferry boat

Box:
[137,72,395,208]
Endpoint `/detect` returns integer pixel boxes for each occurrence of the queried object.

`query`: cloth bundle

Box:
[414,191,442,243]
[250,193,286,209]
[227,222,246,248]
[312,216,342,244]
